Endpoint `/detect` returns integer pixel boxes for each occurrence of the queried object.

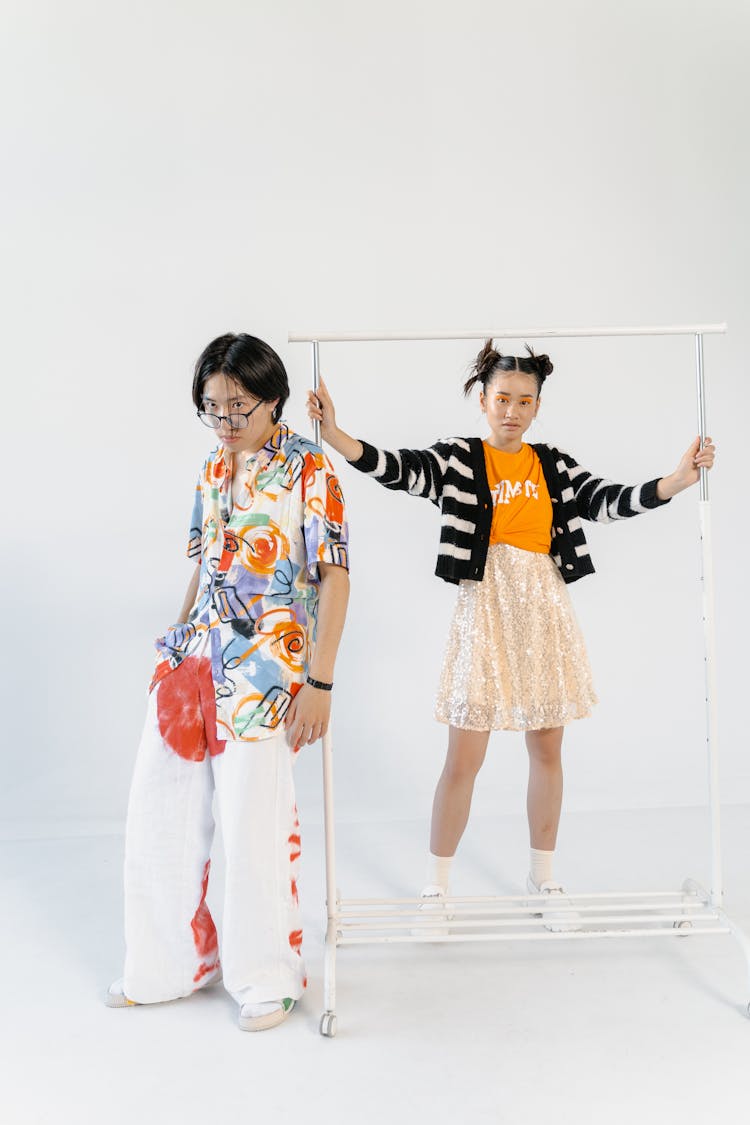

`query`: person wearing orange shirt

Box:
[308,340,715,927]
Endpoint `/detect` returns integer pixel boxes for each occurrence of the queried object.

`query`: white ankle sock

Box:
[530,848,555,887]
[427,852,454,892]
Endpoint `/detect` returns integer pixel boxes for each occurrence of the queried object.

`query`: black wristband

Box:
[306,676,333,691]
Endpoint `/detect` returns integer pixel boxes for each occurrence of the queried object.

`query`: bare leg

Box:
[429,726,490,856]
[525,726,564,850]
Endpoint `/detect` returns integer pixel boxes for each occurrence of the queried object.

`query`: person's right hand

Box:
[306,377,338,443]
[305,378,364,461]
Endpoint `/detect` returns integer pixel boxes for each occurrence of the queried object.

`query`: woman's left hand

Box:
[284,683,332,750]
[657,436,716,500]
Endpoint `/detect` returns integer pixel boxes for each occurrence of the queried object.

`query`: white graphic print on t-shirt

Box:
[491,479,539,506]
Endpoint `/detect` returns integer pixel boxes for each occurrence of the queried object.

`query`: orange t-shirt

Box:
[483,442,552,554]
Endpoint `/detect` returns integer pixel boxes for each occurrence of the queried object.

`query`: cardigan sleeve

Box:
[347,439,454,505]
[555,449,671,524]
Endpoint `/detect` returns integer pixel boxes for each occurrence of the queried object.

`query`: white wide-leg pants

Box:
[123,672,306,1007]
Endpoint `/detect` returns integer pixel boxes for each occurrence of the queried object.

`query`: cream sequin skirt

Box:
[435,543,597,732]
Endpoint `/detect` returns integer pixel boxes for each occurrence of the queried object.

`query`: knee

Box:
[526,733,563,769]
[531,749,561,769]
[443,754,484,786]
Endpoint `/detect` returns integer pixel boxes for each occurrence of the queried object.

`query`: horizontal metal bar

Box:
[337,889,709,907]
[337,900,719,918]
[339,912,719,931]
[289,324,727,344]
[337,926,731,945]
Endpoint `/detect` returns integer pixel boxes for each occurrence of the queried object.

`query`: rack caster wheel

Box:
[320,1012,337,1038]
[673,920,693,934]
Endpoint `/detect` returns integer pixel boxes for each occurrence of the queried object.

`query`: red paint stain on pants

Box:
[192,860,220,984]
[156,656,226,761]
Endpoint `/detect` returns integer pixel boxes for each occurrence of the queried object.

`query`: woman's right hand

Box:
[306,377,338,442]
[306,378,364,461]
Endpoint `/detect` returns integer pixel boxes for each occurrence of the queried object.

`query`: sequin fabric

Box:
[435,542,597,732]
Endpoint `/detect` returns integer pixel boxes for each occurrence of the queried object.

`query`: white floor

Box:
[4,806,750,1125]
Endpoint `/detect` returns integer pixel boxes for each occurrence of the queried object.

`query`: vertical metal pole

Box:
[321,730,338,1019]
[695,334,722,907]
[312,341,321,445]
[311,339,339,1018]
[695,335,708,503]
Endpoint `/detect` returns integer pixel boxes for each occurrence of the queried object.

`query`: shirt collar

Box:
[216,420,291,476]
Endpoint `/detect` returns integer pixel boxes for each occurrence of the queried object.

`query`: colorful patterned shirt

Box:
[150,422,349,743]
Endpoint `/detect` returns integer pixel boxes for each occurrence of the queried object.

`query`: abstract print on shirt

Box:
[150,421,349,745]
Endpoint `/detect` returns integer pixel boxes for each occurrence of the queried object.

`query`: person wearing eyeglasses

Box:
[106,333,350,1031]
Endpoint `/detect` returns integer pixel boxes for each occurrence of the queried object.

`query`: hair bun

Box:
[524,345,553,384]
[535,353,553,379]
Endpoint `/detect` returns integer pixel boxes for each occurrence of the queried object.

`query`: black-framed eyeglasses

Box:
[197,400,264,430]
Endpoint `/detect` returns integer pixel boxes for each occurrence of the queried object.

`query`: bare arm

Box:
[308,562,350,682]
[176,564,200,624]
[284,562,350,749]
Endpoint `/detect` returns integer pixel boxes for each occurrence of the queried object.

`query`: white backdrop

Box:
[1,0,748,834]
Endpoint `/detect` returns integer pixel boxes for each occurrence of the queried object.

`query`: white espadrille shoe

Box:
[238,997,295,1032]
[103,979,139,1008]
[104,969,223,1008]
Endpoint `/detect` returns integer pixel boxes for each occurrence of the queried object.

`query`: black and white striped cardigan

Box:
[350,437,670,584]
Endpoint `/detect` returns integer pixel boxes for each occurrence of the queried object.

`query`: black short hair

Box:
[192,334,289,423]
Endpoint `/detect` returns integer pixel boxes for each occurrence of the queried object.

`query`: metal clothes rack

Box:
[289,323,750,1039]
